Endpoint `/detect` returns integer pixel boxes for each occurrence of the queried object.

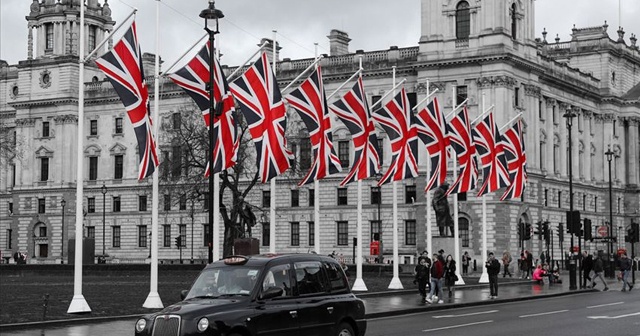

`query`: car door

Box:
[252,262,300,336]
[294,260,335,336]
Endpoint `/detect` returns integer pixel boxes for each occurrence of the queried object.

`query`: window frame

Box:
[337,221,349,246]
[138,225,148,248]
[455,1,471,40]
[338,141,350,168]
[337,187,348,206]
[290,222,300,246]
[89,157,98,181]
[112,196,121,212]
[405,220,416,245]
[87,197,96,213]
[115,117,123,134]
[41,157,49,182]
[112,226,121,248]
[139,195,148,212]
[90,120,98,136]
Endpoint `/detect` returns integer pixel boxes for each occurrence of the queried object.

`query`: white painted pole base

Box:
[478,270,489,283]
[67,295,91,314]
[455,270,466,285]
[143,292,164,309]
[352,277,368,291]
[388,276,403,289]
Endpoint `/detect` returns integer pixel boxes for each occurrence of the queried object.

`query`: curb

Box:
[355,279,533,298]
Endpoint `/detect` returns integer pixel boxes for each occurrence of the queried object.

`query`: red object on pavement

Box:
[370,241,379,256]
[597,226,608,237]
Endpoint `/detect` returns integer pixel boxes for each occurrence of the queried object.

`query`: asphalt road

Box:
[366,290,640,336]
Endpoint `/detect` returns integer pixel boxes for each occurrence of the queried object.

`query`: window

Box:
[112,226,121,248]
[164,194,171,211]
[41,158,49,181]
[289,142,298,168]
[456,85,467,105]
[539,100,543,120]
[179,224,186,247]
[308,189,315,207]
[544,189,548,207]
[290,222,300,246]
[553,143,559,174]
[90,120,98,136]
[539,141,545,171]
[88,25,97,51]
[42,121,50,137]
[161,150,170,177]
[558,191,562,208]
[87,197,95,213]
[583,194,587,211]
[203,224,211,247]
[262,222,270,247]
[139,225,147,248]
[371,187,381,205]
[514,87,520,107]
[377,138,384,165]
[38,198,46,214]
[339,141,350,168]
[594,196,598,212]
[89,157,98,181]
[300,138,311,170]
[294,261,328,295]
[405,220,416,245]
[371,95,382,107]
[613,119,617,137]
[172,113,181,130]
[172,146,182,178]
[6,229,12,249]
[455,1,470,40]
[139,195,148,211]
[371,220,381,242]
[617,197,621,214]
[460,218,470,247]
[405,185,416,204]
[179,194,187,210]
[323,261,348,292]
[308,221,314,246]
[510,3,517,39]
[8,202,13,214]
[552,105,558,124]
[163,225,171,247]
[38,226,47,237]
[291,189,299,207]
[115,118,123,134]
[114,155,123,179]
[112,196,121,212]
[86,226,95,239]
[45,23,53,50]
[337,221,349,246]
[203,193,209,211]
[263,264,292,297]
[337,187,348,205]
[262,190,271,208]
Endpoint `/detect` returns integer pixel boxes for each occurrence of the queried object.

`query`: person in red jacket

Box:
[426,253,445,304]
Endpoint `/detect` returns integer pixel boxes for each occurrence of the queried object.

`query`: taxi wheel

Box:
[336,322,354,336]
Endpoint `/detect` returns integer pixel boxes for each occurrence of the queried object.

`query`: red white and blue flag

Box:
[471,112,510,196]
[285,66,342,186]
[329,77,381,186]
[371,87,419,186]
[445,106,478,195]
[95,22,158,180]
[168,41,238,176]
[415,97,449,191]
[500,119,528,200]
[229,51,292,183]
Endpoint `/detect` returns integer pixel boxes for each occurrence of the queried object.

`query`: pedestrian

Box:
[486,252,501,299]
[520,251,530,279]
[462,251,471,275]
[590,254,609,291]
[414,257,431,301]
[444,254,457,298]
[526,250,534,278]
[532,264,546,284]
[502,251,513,277]
[426,253,444,304]
[619,253,633,292]
[581,251,593,288]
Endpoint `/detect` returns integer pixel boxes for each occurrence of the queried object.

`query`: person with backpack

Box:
[590,254,609,291]
[414,256,431,301]
[502,251,513,277]
[426,253,444,304]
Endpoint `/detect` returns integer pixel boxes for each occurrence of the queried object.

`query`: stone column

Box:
[27,24,34,60]
[559,102,570,177]
[629,118,640,186]
[583,110,593,182]
[572,106,582,180]
[544,97,555,175]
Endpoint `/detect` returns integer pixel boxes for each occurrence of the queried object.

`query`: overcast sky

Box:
[1,0,639,69]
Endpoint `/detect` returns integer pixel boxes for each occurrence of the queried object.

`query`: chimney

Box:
[259,38,281,63]
[327,29,351,56]
[141,52,162,78]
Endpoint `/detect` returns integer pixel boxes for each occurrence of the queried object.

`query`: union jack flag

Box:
[471,112,510,196]
[168,40,238,176]
[329,77,381,186]
[445,106,478,195]
[415,97,449,191]
[95,22,158,180]
[229,51,292,183]
[371,87,419,186]
[285,66,342,186]
[500,119,528,200]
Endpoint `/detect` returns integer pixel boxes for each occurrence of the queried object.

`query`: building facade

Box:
[1,0,639,265]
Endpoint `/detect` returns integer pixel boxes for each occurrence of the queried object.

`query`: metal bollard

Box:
[42,294,50,321]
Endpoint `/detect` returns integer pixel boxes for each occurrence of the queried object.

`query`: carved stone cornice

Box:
[628,117,640,127]
[53,114,78,124]
[558,102,570,111]
[593,113,604,122]
[523,84,541,97]
[476,75,516,88]
[477,77,493,89]
[571,106,582,114]
[15,118,37,127]
[582,110,593,118]
[429,81,446,92]
[415,82,427,94]
[602,113,615,122]
[544,97,556,105]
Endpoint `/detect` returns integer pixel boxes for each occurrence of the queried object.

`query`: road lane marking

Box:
[587,302,624,309]
[519,310,568,318]
[587,312,640,319]
[432,310,499,318]
[423,320,493,332]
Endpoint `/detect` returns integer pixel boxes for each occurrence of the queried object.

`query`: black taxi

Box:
[134,253,367,336]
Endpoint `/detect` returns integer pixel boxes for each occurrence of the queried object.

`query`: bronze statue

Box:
[432,183,454,237]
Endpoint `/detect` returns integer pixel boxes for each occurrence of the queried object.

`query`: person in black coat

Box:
[414,256,431,300]
[581,251,593,288]
[444,254,457,298]
[486,252,501,299]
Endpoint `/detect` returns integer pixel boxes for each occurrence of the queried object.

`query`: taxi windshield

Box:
[185,267,261,299]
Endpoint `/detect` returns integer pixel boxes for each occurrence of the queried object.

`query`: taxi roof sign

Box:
[223,256,248,265]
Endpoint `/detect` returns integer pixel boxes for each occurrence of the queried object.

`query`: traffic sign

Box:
[597,226,608,237]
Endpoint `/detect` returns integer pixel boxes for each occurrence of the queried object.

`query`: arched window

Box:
[511,3,517,39]
[456,1,470,40]
[459,217,470,247]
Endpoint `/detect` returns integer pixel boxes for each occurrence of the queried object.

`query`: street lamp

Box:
[61,199,66,264]
[101,183,107,262]
[563,109,577,290]
[200,0,224,264]
[605,145,615,278]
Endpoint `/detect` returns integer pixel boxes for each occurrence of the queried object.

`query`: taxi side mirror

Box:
[259,287,284,300]
[180,290,189,300]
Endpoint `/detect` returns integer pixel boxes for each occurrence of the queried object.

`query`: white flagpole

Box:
[269,30,277,254]
[499,113,523,132]
[68,0,91,314]
[412,88,439,112]
[144,0,164,308]
[425,80,433,257]
[453,87,464,285]
[314,42,321,254]
[389,66,403,289]
[282,56,324,93]
[326,68,363,100]
[163,33,208,75]
[478,93,489,284]
[352,55,367,292]
[213,36,221,262]
[369,79,407,111]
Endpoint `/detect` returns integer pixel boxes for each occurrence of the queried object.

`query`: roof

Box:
[622,81,640,100]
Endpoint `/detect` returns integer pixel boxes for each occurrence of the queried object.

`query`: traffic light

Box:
[536,221,543,240]
[543,221,550,243]
[627,223,640,243]
[175,236,182,248]
[524,223,532,240]
[566,210,581,234]
[583,218,592,241]
[557,223,564,242]
[518,222,525,240]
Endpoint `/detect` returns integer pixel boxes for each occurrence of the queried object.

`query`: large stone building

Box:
[1,0,639,265]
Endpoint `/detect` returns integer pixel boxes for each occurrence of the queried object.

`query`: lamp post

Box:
[563,109,577,290]
[200,0,224,264]
[61,199,66,264]
[101,183,107,261]
[605,145,615,278]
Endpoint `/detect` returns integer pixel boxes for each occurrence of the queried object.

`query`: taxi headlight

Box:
[135,318,147,332]
[197,317,209,332]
